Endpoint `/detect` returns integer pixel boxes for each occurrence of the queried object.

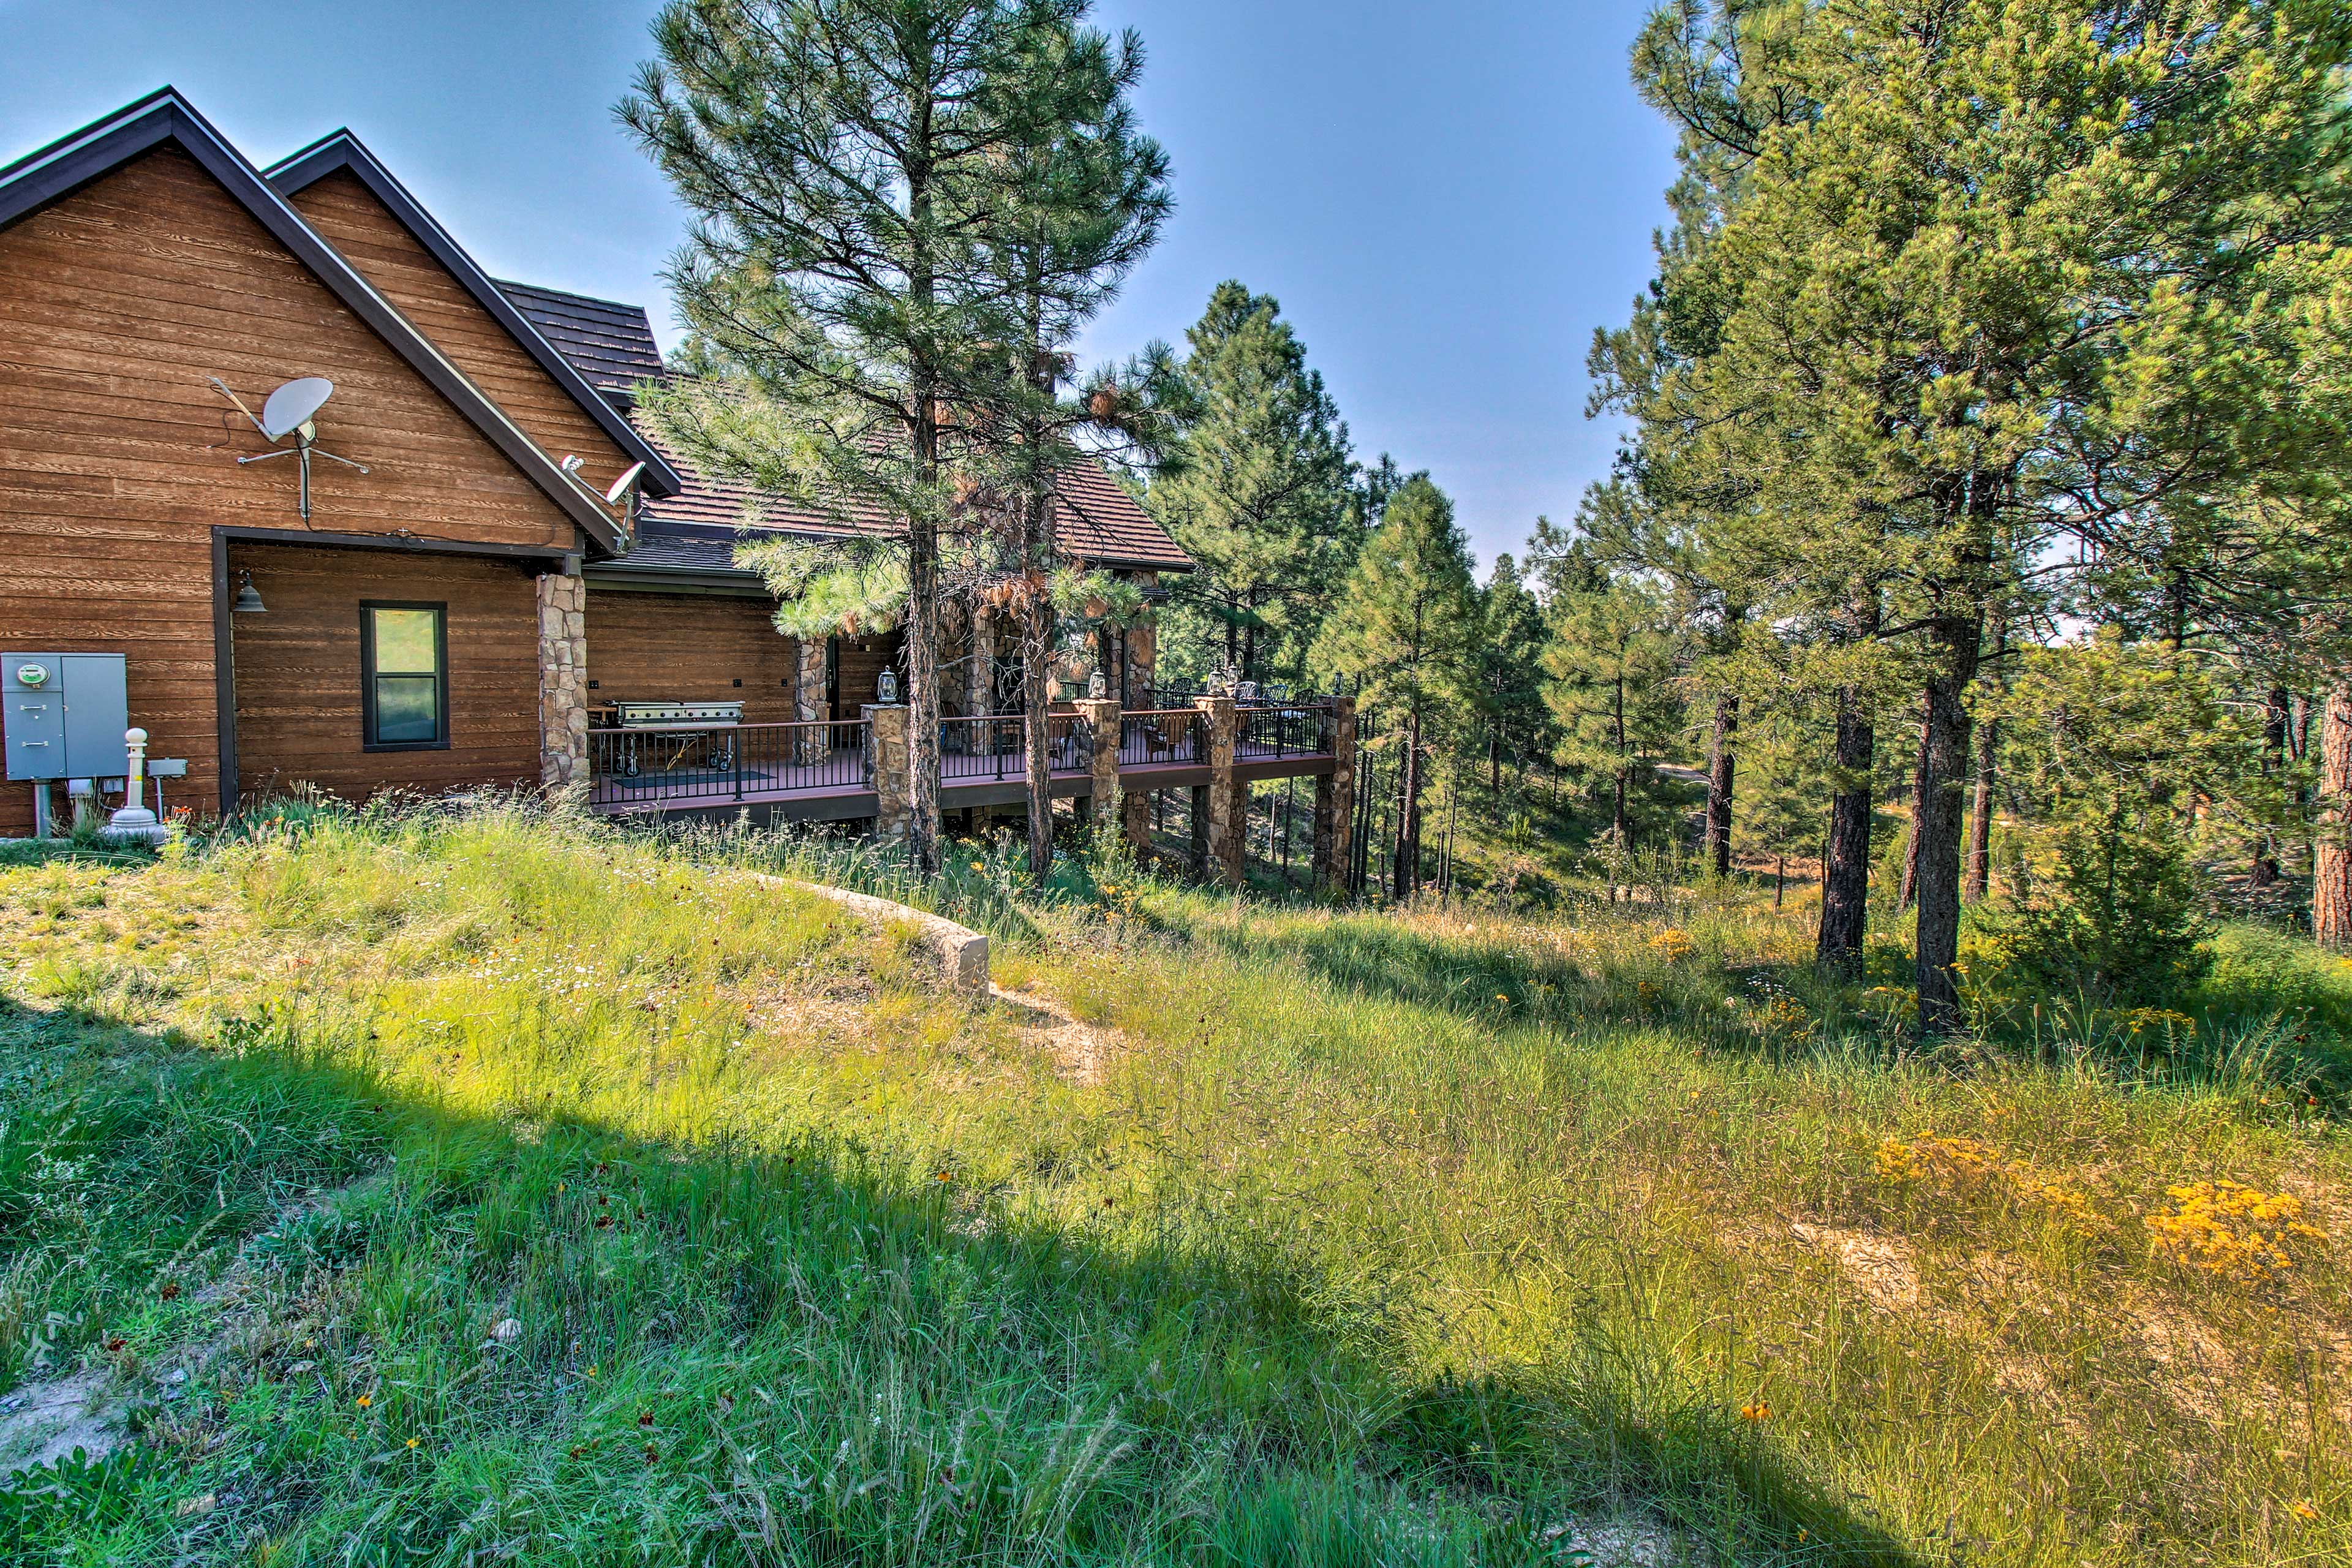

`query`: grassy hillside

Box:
[1,803,2345,1565]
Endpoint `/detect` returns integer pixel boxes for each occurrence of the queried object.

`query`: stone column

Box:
[537,567,589,788]
[865,704,910,840]
[1194,695,1242,886]
[794,637,829,763]
[967,608,994,716]
[1312,695,1358,891]
[1077,697,1121,840]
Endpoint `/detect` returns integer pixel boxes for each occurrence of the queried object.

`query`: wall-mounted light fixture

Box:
[232,569,266,613]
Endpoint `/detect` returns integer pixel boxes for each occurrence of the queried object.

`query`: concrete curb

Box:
[753,874,990,997]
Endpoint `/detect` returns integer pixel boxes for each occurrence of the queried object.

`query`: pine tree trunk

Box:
[1915,617,1982,1034]
[1022,509,1055,889]
[1964,714,1996,903]
[2314,680,2352,948]
[1395,709,1423,900]
[1705,692,1736,878]
[1898,695,1929,911]
[1818,685,1874,973]
[2254,685,2288,889]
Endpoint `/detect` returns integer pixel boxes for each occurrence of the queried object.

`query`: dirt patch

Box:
[0,1366,126,1474]
[1545,1512,1682,1566]
[1788,1221,1921,1313]
[990,981,1126,1087]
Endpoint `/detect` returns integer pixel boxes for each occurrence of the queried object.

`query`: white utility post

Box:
[104,727,168,845]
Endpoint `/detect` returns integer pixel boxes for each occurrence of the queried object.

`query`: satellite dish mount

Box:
[209,377,371,522]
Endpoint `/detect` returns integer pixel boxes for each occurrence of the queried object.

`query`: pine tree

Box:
[971,16,1170,886]
[1618,0,2352,1029]
[1542,573,1682,861]
[1148,283,1359,686]
[1473,553,1552,801]
[1311,476,1478,898]
[622,0,1091,876]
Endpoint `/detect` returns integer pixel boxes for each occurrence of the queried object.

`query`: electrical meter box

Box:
[5,653,129,782]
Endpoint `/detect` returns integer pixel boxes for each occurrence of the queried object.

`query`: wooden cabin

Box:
[0,88,1186,836]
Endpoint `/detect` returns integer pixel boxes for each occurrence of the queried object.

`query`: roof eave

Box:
[0,88,629,556]
[262,132,683,500]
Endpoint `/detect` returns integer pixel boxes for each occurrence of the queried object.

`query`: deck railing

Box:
[1119,709,1202,767]
[1238,702,1332,760]
[938,715,1029,781]
[587,718,869,808]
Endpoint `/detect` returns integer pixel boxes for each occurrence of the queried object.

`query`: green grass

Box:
[0,801,2345,1566]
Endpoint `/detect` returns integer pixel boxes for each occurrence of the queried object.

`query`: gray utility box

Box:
[5,654,129,782]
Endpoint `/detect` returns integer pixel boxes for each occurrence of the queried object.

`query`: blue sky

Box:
[0,0,1675,568]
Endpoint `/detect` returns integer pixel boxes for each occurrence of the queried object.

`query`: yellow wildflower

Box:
[2146,1180,2328,1280]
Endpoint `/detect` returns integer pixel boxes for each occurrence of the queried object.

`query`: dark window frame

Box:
[360,600,450,752]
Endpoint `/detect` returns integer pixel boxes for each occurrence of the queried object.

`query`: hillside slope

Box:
[1,806,2345,1566]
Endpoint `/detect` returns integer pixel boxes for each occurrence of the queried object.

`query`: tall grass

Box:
[0,798,2344,1566]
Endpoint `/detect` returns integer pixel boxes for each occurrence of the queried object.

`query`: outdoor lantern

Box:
[875,666,900,704]
[232,569,266,613]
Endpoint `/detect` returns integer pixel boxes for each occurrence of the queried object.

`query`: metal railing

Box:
[1119,709,1201,767]
[1044,714,1090,774]
[939,715,1030,781]
[1237,702,1332,760]
[587,718,869,808]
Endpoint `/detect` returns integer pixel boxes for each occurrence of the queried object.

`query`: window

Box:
[362,603,447,749]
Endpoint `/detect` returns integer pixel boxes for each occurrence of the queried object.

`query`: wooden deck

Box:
[587,734,1334,823]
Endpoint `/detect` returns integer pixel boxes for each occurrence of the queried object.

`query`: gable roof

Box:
[0,87,634,554]
[263,132,681,499]
[495,282,1191,573]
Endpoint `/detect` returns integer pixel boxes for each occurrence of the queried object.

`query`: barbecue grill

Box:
[602,700,744,777]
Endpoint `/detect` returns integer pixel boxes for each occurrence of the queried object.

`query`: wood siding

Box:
[582,589,801,722]
[0,146,581,831]
[287,170,640,501]
[228,541,540,802]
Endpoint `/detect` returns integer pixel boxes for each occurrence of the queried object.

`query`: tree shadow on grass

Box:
[0,992,1927,1566]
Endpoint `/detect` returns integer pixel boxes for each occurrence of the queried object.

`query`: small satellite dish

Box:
[605,462,647,507]
[260,378,334,441]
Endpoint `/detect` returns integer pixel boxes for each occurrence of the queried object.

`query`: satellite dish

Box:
[260,377,334,440]
[605,462,647,507]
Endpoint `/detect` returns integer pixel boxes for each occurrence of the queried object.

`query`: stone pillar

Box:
[967,608,994,716]
[1313,695,1357,892]
[865,704,910,840]
[794,637,829,763]
[1194,695,1242,886]
[1121,784,1152,856]
[537,568,589,788]
[1077,697,1121,840]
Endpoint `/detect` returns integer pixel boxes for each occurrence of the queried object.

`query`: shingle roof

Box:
[491,281,1189,573]
[496,280,669,394]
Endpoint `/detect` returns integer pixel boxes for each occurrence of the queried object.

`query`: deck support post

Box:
[865,703,910,842]
[1194,695,1242,886]
[1312,695,1357,892]
[1189,785,1210,878]
[537,567,589,789]
[1078,697,1123,850]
